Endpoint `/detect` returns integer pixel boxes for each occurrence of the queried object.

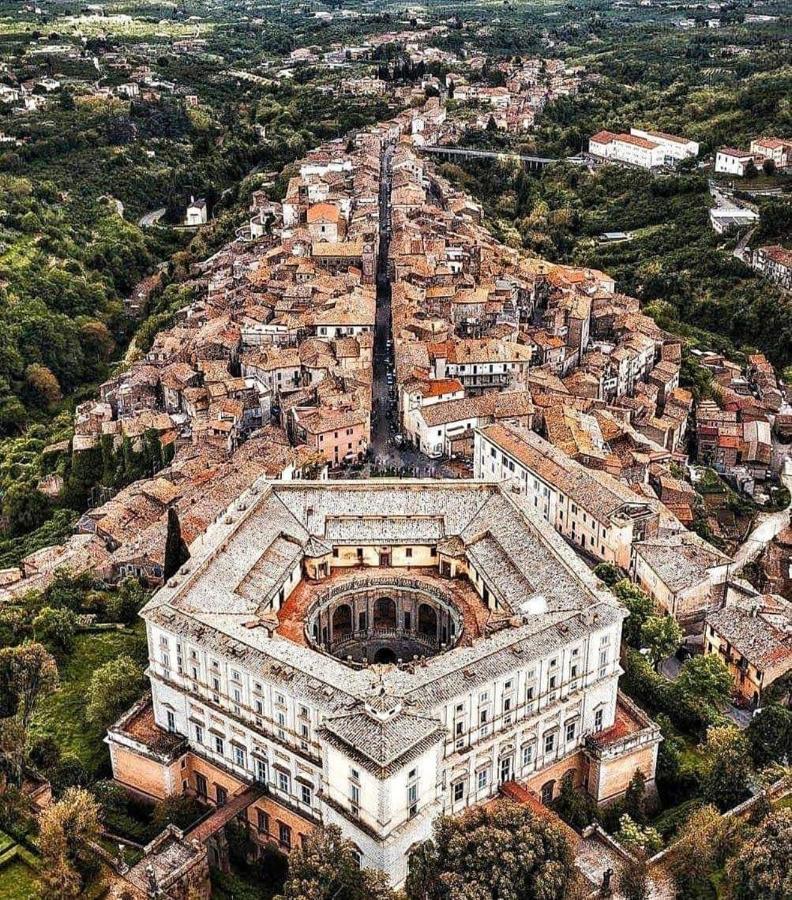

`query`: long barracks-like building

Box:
[107,479,660,886]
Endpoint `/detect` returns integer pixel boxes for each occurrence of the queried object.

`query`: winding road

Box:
[732,456,792,571]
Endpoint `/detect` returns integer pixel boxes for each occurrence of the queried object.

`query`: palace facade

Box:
[108,479,659,885]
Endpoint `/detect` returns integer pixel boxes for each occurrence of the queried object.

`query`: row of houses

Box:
[387,141,690,464]
[0,95,453,600]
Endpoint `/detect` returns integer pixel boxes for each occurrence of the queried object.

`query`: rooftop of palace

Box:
[140,480,624,772]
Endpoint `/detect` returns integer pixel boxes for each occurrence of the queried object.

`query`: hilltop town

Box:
[0,2,790,900]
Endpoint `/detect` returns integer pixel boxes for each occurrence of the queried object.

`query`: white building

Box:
[474,423,673,569]
[588,131,666,169]
[749,138,792,169]
[185,196,208,226]
[714,148,756,177]
[709,205,760,234]
[107,480,659,886]
[629,128,699,163]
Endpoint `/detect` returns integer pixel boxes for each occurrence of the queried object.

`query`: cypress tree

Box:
[164,507,189,580]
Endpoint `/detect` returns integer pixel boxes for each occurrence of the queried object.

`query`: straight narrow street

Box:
[368,142,463,477]
[370,141,395,460]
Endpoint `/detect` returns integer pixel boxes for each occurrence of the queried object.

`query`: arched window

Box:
[418,603,438,637]
[540,780,556,805]
[373,597,397,630]
[332,604,352,638]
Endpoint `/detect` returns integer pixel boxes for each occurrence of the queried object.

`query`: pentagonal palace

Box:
[107,478,660,886]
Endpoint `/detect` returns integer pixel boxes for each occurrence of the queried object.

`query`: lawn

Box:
[29,623,146,778]
[0,858,39,900]
[0,834,41,900]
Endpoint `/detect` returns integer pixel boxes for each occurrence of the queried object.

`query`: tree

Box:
[24,362,62,407]
[624,770,648,824]
[44,570,95,611]
[39,787,102,899]
[727,809,792,900]
[762,158,776,176]
[405,800,577,900]
[0,716,27,788]
[150,794,205,834]
[33,606,77,653]
[164,507,190,581]
[2,482,51,536]
[106,577,145,625]
[0,642,59,726]
[746,705,792,767]
[552,771,598,829]
[614,815,663,856]
[613,581,655,648]
[86,655,145,730]
[276,824,395,900]
[593,562,622,586]
[744,159,758,179]
[675,654,732,709]
[619,854,649,900]
[700,725,752,811]
[640,616,682,670]
[668,804,728,889]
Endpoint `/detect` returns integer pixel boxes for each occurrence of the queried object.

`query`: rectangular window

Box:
[216,785,228,807]
[195,772,207,799]
[566,721,576,743]
[166,710,176,732]
[477,769,488,791]
[279,823,291,849]
[594,708,603,731]
[522,744,534,767]
[544,732,556,754]
[453,781,465,803]
[234,745,246,768]
[214,736,224,756]
[257,809,269,833]
[194,723,203,744]
[277,771,290,795]
[255,758,268,785]
[408,781,418,817]
[300,784,312,806]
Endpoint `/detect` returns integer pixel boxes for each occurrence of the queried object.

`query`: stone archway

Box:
[373,596,397,630]
[418,603,438,637]
[332,603,352,638]
[373,647,397,665]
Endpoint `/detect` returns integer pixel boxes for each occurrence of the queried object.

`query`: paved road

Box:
[138,207,166,227]
[366,142,466,478]
[732,455,792,571]
[370,141,395,461]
